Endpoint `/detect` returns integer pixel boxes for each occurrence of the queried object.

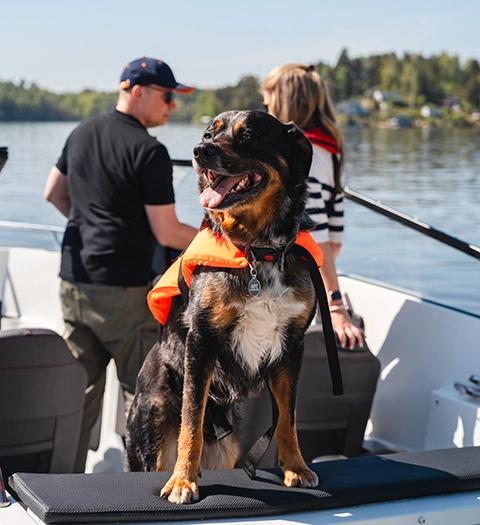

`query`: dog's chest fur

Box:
[221,264,310,375]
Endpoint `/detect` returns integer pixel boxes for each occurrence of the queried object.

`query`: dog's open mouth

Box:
[199,169,262,209]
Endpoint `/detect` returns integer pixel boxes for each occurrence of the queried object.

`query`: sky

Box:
[2,0,480,93]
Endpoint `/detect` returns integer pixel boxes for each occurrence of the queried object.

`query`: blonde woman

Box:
[261,63,365,349]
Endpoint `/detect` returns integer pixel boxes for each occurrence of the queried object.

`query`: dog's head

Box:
[193,110,313,246]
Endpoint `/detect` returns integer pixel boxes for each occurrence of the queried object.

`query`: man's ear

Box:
[284,122,313,179]
[131,84,144,102]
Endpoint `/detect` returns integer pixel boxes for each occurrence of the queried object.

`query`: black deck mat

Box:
[9,447,480,523]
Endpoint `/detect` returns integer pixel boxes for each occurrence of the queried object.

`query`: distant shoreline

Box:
[2,50,479,128]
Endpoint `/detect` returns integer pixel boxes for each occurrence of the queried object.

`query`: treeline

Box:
[318,49,480,109]
[0,81,117,121]
[1,50,479,123]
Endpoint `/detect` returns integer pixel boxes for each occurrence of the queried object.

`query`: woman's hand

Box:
[330,308,365,350]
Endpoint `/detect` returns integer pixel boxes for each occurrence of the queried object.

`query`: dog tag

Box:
[248,277,261,297]
[248,255,261,297]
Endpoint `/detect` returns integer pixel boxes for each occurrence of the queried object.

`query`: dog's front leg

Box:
[160,339,214,504]
[270,356,319,488]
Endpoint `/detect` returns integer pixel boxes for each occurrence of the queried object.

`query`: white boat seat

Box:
[0,328,87,496]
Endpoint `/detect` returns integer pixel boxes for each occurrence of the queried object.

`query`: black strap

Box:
[332,153,340,185]
[242,379,279,479]
[324,154,340,218]
[210,404,233,441]
[177,258,189,303]
[249,236,296,265]
[291,245,343,395]
[249,247,283,264]
[167,363,234,441]
[242,249,344,478]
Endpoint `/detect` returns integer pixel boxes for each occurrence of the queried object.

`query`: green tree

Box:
[334,48,352,99]
[194,90,222,122]
[230,76,263,111]
[378,54,399,92]
[463,59,480,109]
[437,52,462,99]
[400,54,420,108]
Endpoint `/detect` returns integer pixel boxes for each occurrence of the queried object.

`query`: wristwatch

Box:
[329,290,342,302]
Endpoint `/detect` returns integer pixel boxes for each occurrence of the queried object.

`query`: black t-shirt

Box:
[57,109,175,286]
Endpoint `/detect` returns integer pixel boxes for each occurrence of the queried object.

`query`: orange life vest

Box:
[147,228,324,326]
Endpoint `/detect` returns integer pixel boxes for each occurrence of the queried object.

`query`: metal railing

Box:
[0,220,64,248]
[343,187,480,261]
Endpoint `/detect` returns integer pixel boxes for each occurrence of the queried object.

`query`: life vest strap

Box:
[291,244,343,396]
[242,377,279,479]
[177,257,189,304]
[242,247,343,478]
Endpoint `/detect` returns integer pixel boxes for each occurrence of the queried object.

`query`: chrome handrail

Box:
[0,220,64,248]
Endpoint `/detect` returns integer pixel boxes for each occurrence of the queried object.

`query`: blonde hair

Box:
[261,63,344,182]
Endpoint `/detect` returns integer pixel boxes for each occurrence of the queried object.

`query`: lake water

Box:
[0,121,479,316]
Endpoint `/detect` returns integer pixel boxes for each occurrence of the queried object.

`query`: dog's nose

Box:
[193,143,217,159]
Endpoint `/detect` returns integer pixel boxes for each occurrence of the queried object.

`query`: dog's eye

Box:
[241,132,252,140]
[203,132,213,140]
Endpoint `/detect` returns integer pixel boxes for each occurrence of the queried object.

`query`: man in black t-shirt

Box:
[44,57,198,472]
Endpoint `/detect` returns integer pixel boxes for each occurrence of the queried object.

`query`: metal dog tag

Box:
[248,277,261,297]
[247,253,261,297]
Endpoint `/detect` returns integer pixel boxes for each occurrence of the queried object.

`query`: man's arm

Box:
[145,203,197,251]
[44,166,71,218]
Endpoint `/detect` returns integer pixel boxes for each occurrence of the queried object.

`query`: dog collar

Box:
[247,235,297,267]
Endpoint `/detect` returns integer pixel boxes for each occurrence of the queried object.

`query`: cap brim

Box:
[173,83,194,94]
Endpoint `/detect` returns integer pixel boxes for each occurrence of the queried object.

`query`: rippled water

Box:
[0,121,479,315]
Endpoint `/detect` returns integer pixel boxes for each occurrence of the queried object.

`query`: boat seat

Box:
[239,323,380,467]
[0,328,87,494]
[9,447,480,523]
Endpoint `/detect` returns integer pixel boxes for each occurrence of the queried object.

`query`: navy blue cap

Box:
[119,57,194,93]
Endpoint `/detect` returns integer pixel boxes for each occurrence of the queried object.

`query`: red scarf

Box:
[304,128,339,155]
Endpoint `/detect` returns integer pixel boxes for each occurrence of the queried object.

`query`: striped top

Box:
[306,143,344,244]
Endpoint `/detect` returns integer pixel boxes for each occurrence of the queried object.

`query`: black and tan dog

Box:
[126,110,322,504]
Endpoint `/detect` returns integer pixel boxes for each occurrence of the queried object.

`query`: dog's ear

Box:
[284,122,313,179]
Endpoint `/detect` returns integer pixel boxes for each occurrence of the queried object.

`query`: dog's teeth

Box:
[207,170,218,183]
[235,175,250,191]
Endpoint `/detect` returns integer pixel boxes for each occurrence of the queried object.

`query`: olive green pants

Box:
[60,280,158,473]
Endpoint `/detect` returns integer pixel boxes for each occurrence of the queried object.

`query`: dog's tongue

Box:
[199,174,245,208]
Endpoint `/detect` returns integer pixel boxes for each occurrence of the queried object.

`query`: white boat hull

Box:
[2,245,480,524]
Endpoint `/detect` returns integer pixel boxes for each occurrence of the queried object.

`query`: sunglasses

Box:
[145,85,176,104]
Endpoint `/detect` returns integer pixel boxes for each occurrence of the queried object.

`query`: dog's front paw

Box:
[160,475,199,504]
[283,466,319,488]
